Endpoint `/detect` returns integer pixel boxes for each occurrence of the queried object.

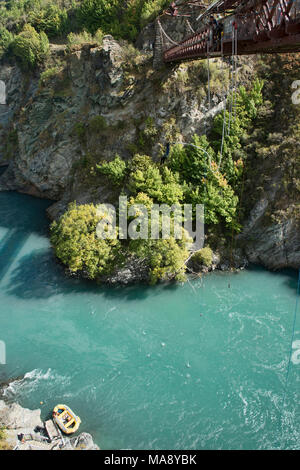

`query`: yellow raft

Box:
[53,404,81,435]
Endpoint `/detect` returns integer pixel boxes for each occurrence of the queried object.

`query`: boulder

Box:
[70,432,100,450]
[0,401,43,430]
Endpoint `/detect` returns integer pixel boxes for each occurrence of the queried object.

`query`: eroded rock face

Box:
[0,35,226,202]
[0,401,43,430]
[239,206,300,270]
[0,37,125,199]
[236,169,300,270]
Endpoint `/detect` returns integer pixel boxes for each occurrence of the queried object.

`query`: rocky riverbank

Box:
[0,400,99,450]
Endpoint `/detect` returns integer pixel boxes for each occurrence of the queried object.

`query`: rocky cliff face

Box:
[239,185,300,270]
[0,36,227,209]
[0,32,298,272]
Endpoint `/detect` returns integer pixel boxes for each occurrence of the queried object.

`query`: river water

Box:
[0,190,299,449]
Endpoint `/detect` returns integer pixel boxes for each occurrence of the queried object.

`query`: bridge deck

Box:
[163,0,300,62]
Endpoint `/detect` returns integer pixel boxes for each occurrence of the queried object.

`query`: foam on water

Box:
[3,368,71,400]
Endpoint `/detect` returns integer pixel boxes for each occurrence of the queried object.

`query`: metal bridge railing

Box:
[163,0,300,62]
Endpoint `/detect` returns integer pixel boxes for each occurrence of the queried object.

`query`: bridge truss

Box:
[163,0,300,62]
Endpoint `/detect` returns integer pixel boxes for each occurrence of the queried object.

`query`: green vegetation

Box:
[0,0,169,66]
[10,25,49,69]
[66,28,104,51]
[0,26,14,57]
[75,0,169,40]
[39,66,61,86]
[96,154,126,186]
[89,115,107,133]
[0,427,11,451]
[50,196,191,284]
[0,0,169,54]
[29,3,69,38]
[51,154,193,284]
[192,247,213,267]
[50,203,122,279]
[241,54,300,223]
[167,79,264,231]
[51,81,264,284]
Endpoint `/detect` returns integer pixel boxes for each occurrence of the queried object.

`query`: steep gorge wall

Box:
[0,36,229,209]
[0,34,298,271]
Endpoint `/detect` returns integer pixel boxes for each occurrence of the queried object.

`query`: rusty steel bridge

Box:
[163,0,300,62]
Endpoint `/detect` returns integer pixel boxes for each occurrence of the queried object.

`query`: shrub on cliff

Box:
[96,154,127,186]
[168,135,239,230]
[89,115,107,132]
[0,27,14,57]
[0,427,11,450]
[76,0,119,35]
[192,247,213,267]
[50,196,192,284]
[39,66,61,87]
[149,236,190,284]
[210,78,264,187]
[75,0,169,40]
[126,192,191,283]
[11,25,49,69]
[29,4,68,38]
[128,154,184,205]
[50,202,122,279]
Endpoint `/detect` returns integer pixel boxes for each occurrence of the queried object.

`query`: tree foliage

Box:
[50,203,121,279]
[96,154,127,186]
[11,24,49,69]
[0,0,169,43]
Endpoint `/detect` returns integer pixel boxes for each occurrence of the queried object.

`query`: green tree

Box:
[0,27,14,56]
[96,154,127,186]
[11,25,49,69]
[126,192,191,284]
[29,4,68,38]
[50,202,122,279]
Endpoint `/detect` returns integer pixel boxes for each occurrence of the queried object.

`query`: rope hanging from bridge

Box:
[157,19,180,47]
[227,22,238,136]
[207,42,211,110]
[219,50,227,169]
[233,22,238,123]
[185,19,195,34]
[219,21,238,168]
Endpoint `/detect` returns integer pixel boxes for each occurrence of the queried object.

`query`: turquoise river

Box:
[0,189,299,450]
